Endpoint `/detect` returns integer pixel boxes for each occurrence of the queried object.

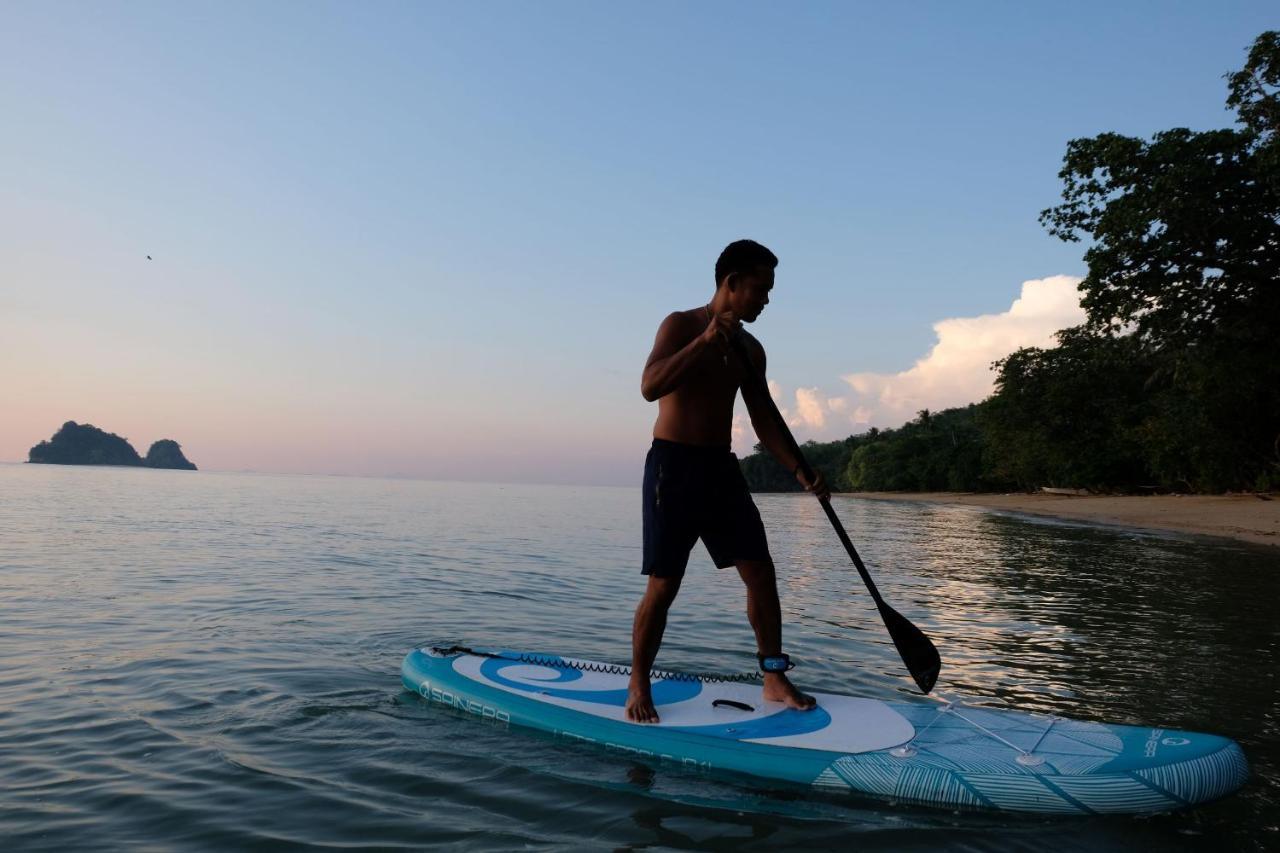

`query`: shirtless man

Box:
[626,239,830,724]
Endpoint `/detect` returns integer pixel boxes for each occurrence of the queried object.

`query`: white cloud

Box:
[732,276,1082,453]
[840,275,1084,427]
[731,413,747,450]
[734,382,819,453]
[792,387,827,429]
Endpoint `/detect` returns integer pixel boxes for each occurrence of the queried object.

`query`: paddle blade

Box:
[879,602,941,694]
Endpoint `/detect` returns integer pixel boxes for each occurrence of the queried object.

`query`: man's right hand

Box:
[700,308,740,348]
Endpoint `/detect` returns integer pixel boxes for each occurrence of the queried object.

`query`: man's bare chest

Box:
[679,346,744,398]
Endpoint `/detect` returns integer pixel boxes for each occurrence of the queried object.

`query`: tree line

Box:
[744,32,1279,495]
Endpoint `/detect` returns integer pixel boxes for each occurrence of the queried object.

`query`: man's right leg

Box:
[625,574,682,723]
[736,559,815,711]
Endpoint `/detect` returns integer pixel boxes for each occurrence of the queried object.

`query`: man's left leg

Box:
[735,559,816,711]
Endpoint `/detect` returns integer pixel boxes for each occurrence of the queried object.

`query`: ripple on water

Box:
[0,466,1275,851]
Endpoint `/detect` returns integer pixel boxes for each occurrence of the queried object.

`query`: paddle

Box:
[726,332,942,694]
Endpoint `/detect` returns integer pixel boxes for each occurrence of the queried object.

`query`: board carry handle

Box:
[712,698,755,712]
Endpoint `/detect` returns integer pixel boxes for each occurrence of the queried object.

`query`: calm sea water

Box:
[1,462,1276,851]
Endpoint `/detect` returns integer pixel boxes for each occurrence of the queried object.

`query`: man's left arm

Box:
[738,337,831,500]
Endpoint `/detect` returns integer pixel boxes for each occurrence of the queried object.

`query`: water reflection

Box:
[0,465,1276,851]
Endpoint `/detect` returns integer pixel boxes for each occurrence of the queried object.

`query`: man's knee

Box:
[735,559,776,588]
[642,575,682,609]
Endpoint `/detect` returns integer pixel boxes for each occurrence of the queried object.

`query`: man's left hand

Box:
[797,467,831,501]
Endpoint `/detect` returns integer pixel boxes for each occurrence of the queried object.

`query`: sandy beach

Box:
[848,491,1280,547]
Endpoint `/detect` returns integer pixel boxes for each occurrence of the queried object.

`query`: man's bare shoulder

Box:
[655,307,705,338]
[738,328,766,359]
[645,308,705,369]
[675,306,708,325]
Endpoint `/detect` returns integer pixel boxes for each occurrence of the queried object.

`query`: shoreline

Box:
[844,491,1280,548]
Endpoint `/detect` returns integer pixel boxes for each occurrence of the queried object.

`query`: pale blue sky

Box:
[3,3,1274,484]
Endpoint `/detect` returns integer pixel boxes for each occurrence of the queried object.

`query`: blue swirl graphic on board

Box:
[480,656,702,705]
[478,656,833,740]
[670,706,833,740]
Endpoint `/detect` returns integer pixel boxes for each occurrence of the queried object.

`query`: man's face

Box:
[733,267,774,323]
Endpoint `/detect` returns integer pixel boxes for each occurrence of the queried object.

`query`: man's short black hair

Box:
[715,239,778,286]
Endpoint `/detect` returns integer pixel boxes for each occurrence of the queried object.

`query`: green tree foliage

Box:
[743,33,1278,495]
[1033,30,1280,490]
[844,406,999,492]
[741,406,1005,493]
[981,329,1150,490]
[1227,30,1280,188]
[28,421,144,466]
[740,438,859,492]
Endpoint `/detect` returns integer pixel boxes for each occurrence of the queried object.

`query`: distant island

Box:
[28,421,197,470]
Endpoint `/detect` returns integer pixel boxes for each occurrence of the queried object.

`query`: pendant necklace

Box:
[706,304,728,366]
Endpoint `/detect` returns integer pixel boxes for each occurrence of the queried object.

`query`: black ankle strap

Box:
[757,653,794,673]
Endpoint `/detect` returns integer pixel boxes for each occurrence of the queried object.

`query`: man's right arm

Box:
[641,312,708,401]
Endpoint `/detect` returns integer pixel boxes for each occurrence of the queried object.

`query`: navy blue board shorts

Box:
[642,438,772,578]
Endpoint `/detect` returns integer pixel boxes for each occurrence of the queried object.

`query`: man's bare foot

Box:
[625,677,660,723]
[762,672,817,710]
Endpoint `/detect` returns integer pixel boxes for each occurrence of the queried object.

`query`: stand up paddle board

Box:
[402,646,1247,815]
